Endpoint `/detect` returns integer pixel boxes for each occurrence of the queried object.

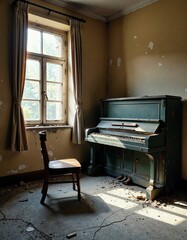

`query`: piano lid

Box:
[101,95,182,102]
[97,120,162,134]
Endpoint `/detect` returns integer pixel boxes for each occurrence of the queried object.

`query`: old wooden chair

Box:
[39,130,81,204]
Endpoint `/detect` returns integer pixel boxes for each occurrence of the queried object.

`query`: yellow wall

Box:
[107,0,187,179]
[0,0,107,177]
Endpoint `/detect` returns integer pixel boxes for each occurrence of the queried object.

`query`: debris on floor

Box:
[66,232,77,238]
[0,175,187,240]
[136,195,146,200]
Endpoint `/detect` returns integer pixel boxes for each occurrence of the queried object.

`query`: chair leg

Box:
[72,173,76,191]
[40,181,48,204]
[76,173,81,201]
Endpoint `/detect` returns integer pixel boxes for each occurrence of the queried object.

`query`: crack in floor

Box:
[0,209,52,240]
[1,176,186,240]
[91,210,134,239]
[73,208,135,240]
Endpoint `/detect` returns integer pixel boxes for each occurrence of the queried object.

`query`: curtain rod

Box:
[13,0,86,23]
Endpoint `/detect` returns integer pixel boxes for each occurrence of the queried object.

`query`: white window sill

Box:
[26,125,72,130]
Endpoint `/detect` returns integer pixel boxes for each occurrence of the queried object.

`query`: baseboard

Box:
[2,169,186,190]
[0,170,44,187]
[0,167,87,188]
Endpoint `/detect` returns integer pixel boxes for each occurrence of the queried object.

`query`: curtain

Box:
[70,19,84,144]
[10,1,28,151]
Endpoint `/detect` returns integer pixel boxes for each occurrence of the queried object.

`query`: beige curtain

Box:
[10,1,28,151]
[70,19,84,144]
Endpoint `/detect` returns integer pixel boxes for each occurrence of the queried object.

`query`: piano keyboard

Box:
[87,132,145,144]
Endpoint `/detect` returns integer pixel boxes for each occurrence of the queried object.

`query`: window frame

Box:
[22,22,68,126]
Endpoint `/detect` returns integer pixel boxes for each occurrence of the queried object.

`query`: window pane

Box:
[26,59,40,80]
[22,101,40,121]
[46,102,62,121]
[43,32,62,58]
[27,28,41,54]
[46,62,62,82]
[23,80,40,100]
[47,83,62,101]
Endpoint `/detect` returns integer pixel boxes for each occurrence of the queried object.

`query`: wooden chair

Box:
[39,130,81,204]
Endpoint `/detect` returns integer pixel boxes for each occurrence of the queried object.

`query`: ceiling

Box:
[45,0,159,22]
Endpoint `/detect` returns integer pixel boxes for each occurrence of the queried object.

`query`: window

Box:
[22,24,68,125]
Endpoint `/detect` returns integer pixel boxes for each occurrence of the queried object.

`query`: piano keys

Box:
[85,119,165,153]
[85,95,182,200]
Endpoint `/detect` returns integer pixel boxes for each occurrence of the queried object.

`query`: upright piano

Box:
[85,95,182,200]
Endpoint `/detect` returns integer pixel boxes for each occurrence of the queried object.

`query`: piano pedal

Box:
[116,175,128,182]
[116,175,124,181]
[122,176,132,185]
[117,175,127,182]
[119,176,128,182]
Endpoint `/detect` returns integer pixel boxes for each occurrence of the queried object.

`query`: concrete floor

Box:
[0,174,187,240]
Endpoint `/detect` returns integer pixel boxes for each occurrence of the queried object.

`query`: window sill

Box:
[26,125,72,131]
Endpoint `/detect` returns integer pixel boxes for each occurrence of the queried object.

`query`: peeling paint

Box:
[145,52,148,55]
[18,164,26,171]
[48,150,53,157]
[7,164,27,175]
[158,62,163,67]
[109,59,113,66]
[8,170,18,174]
[117,57,121,68]
[0,101,3,107]
[0,155,2,162]
[147,41,154,50]
[133,36,139,47]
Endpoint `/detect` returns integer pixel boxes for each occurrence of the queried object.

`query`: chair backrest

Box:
[39,131,49,170]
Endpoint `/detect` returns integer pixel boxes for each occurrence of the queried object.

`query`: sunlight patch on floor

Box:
[95,188,141,209]
[135,207,187,226]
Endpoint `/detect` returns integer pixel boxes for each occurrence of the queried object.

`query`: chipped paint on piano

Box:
[85,95,182,200]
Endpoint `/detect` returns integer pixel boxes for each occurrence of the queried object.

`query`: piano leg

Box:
[87,143,104,176]
[146,152,164,200]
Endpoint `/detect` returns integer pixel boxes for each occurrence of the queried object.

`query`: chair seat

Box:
[49,158,81,170]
